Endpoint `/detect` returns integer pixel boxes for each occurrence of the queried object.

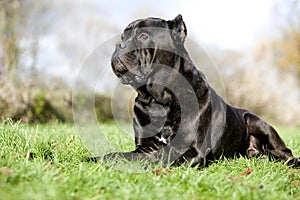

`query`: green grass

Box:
[0,119,300,200]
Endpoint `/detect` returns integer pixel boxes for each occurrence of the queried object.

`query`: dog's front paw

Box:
[85,153,120,163]
[85,156,102,162]
[285,157,300,167]
[103,152,120,161]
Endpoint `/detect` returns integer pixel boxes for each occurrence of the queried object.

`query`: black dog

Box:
[92,14,299,167]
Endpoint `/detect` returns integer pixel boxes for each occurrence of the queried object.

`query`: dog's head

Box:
[111,14,187,87]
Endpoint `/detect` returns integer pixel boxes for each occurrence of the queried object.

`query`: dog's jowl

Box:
[91,14,300,168]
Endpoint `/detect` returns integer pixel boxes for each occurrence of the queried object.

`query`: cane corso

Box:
[91,15,300,167]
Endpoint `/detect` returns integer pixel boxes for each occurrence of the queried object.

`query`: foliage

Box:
[0,75,67,123]
[72,92,132,123]
[223,65,300,125]
[0,71,125,123]
[275,26,300,75]
[94,95,114,123]
[0,121,299,199]
[272,1,300,78]
[12,94,66,123]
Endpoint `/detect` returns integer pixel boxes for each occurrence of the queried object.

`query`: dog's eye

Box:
[138,33,149,41]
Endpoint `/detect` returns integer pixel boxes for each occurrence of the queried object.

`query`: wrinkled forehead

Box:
[124,17,168,33]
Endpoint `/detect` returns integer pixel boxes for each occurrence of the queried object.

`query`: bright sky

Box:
[178,0,273,49]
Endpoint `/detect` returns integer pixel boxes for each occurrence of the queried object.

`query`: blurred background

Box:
[0,0,299,125]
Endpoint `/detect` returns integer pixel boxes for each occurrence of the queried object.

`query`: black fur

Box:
[90,15,300,168]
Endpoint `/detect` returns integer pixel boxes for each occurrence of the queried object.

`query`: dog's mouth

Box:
[111,49,155,86]
[111,58,127,77]
[112,61,141,85]
[111,51,137,83]
[111,50,136,75]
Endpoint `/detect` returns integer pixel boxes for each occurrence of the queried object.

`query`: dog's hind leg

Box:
[243,112,300,167]
[246,135,266,158]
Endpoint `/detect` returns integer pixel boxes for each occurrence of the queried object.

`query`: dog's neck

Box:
[135,51,206,103]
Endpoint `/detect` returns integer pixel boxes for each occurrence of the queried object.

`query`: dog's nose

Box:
[116,42,126,49]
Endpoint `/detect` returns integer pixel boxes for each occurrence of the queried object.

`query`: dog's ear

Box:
[168,14,187,43]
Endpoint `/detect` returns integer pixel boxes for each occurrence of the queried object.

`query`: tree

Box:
[272,0,300,77]
[0,0,21,74]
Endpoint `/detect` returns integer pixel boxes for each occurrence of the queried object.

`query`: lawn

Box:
[0,119,300,200]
